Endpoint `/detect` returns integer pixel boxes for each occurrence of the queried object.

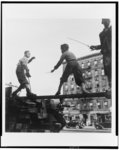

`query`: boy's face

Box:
[25,51,31,58]
[101,19,110,28]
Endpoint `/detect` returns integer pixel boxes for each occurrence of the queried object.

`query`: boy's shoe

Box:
[55,91,61,96]
[27,92,37,99]
[12,92,17,97]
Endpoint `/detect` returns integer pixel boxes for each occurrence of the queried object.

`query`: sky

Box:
[3,4,114,95]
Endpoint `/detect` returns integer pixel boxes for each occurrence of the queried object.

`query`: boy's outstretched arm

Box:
[28,57,36,63]
[90,45,101,51]
[51,55,65,73]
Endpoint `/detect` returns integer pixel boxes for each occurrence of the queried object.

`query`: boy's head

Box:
[24,50,31,58]
[61,44,69,53]
[101,19,110,28]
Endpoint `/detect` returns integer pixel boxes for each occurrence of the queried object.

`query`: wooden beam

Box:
[15,92,111,100]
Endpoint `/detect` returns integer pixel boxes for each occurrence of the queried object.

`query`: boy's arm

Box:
[51,54,65,72]
[54,54,65,70]
[90,45,101,51]
[28,57,35,63]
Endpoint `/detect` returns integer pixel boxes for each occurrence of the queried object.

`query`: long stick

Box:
[67,37,90,48]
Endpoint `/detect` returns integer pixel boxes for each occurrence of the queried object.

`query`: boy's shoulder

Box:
[19,56,29,63]
[22,56,28,60]
[64,50,71,54]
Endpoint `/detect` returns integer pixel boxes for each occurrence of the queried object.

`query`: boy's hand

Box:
[90,46,96,51]
[31,57,35,60]
[28,57,36,63]
[26,72,31,77]
[51,69,55,73]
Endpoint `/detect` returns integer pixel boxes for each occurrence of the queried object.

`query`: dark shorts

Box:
[61,60,84,86]
[16,70,29,85]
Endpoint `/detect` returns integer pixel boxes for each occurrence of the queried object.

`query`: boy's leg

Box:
[25,84,31,95]
[12,71,28,96]
[73,63,89,93]
[17,72,36,97]
[25,83,37,97]
[55,80,64,95]
[55,65,71,95]
[12,84,24,96]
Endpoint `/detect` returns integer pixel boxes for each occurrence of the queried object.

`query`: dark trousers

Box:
[103,54,111,86]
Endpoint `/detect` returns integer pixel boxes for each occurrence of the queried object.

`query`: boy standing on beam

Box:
[90,19,112,91]
[51,43,89,95]
[12,50,37,98]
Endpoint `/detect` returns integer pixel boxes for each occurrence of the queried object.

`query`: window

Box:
[83,104,87,109]
[100,59,103,63]
[102,79,106,87]
[101,69,105,75]
[95,88,100,93]
[88,71,91,76]
[76,104,80,110]
[88,61,90,67]
[82,63,84,68]
[95,80,99,87]
[94,60,97,65]
[102,88,106,92]
[95,70,98,76]
[89,103,93,109]
[71,84,74,91]
[104,101,108,108]
[97,102,101,109]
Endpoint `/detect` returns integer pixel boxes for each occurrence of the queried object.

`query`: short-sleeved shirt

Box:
[16,56,29,73]
[54,51,77,70]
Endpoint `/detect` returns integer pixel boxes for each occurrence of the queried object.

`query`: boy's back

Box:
[62,51,77,63]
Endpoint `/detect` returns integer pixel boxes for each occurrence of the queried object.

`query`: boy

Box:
[51,44,89,95]
[90,19,111,90]
[12,50,36,98]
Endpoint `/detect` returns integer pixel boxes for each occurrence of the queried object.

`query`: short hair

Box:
[61,44,69,53]
[24,50,30,55]
[102,18,110,24]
